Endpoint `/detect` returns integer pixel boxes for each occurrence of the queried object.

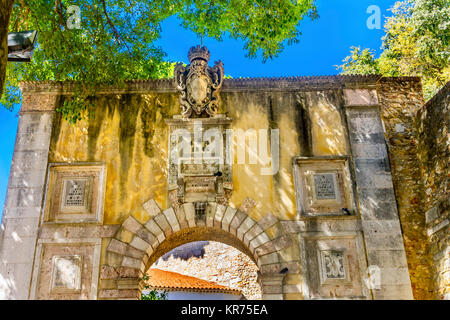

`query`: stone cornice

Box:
[18,74,423,95]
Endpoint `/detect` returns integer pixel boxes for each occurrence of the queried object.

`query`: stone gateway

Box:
[0,46,448,300]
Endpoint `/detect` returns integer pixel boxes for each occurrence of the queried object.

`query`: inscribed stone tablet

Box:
[314,174,337,200]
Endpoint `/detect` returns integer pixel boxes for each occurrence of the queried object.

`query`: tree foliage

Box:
[1,0,318,122]
[338,0,449,100]
[141,274,168,300]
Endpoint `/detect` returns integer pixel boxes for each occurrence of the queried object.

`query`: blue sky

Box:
[0,0,398,217]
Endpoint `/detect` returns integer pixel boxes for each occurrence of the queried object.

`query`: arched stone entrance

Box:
[99,200,293,300]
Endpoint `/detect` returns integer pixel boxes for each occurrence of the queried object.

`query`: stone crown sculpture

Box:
[174,46,224,118]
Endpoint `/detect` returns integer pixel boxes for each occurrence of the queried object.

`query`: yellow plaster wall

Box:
[49,90,348,225]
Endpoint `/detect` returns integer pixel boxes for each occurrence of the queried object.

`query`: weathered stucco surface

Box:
[1,74,447,300]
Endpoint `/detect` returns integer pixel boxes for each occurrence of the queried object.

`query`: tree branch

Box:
[100,0,132,54]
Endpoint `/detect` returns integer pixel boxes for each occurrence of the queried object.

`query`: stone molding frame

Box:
[293,156,357,218]
[100,198,293,300]
[42,162,106,224]
[298,231,370,300]
[29,238,102,300]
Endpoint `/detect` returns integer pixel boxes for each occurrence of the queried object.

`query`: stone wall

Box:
[0,75,421,300]
[152,241,262,300]
[377,78,435,299]
[415,81,449,300]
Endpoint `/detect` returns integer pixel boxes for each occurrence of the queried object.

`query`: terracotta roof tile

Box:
[146,268,241,295]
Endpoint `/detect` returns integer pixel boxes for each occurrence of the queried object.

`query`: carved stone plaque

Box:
[314,173,337,200]
[180,162,220,176]
[44,164,105,223]
[320,250,346,280]
[51,255,82,292]
[185,176,216,194]
[294,157,355,216]
[63,180,87,207]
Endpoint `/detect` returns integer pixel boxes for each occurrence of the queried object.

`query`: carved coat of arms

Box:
[174,46,224,118]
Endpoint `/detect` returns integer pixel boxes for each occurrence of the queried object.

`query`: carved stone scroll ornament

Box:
[174,46,224,118]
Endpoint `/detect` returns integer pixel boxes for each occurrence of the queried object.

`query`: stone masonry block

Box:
[229,210,247,236]
[9,169,46,188]
[425,206,438,224]
[213,204,226,229]
[142,199,161,217]
[122,216,143,234]
[183,202,196,228]
[249,232,271,252]
[284,284,302,294]
[174,206,188,229]
[257,212,278,231]
[254,239,277,257]
[258,252,279,267]
[14,133,51,152]
[104,252,124,267]
[1,217,39,239]
[144,219,164,243]
[134,227,157,248]
[237,217,256,242]
[163,208,180,233]
[5,187,43,208]
[117,278,141,290]
[129,236,150,252]
[244,223,264,246]
[107,239,145,260]
[206,202,217,227]
[365,235,406,251]
[0,237,37,264]
[367,250,408,268]
[121,256,142,269]
[221,207,237,232]
[262,285,283,294]
[99,289,139,299]
[373,285,413,300]
[361,220,402,237]
[255,235,293,256]
[379,268,412,286]
[153,213,172,237]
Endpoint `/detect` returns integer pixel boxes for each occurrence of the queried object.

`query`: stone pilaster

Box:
[344,87,413,299]
[0,93,56,299]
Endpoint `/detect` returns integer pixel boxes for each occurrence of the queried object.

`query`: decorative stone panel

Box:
[165,117,233,206]
[50,255,82,293]
[299,233,369,299]
[30,239,101,300]
[43,163,106,223]
[293,156,356,217]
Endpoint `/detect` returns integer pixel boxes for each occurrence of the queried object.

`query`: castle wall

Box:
[0,75,424,300]
[415,82,449,300]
